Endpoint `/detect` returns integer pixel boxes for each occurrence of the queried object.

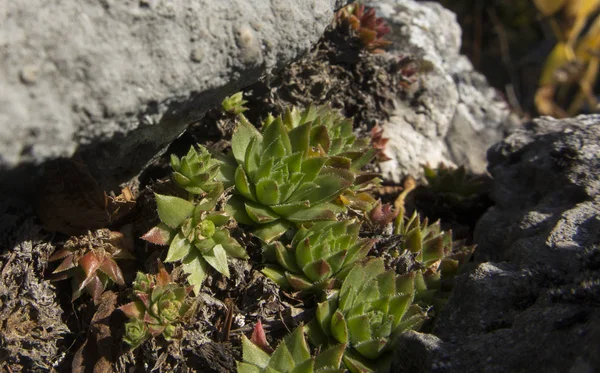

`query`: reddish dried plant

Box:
[367,202,399,230]
[49,229,134,303]
[370,124,391,162]
[337,2,392,53]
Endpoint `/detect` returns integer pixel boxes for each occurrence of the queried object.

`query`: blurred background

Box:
[421,0,600,119]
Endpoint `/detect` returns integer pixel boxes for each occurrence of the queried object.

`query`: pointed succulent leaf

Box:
[242,335,271,368]
[285,272,315,291]
[79,251,101,279]
[250,320,273,353]
[232,116,261,165]
[330,311,349,344]
[253,220,292,243]
[165,232,193,262]
[245,202,281,224]
[182,251,209,294]
[269,341,296,371]
[256,178,280,206]
[99,257,125,286]
[314,343,347,372]
[236,166,256,201]
[202,244,230,277]
[155,194,195,229]
[284,205,337,222]
[225,196,255,225]
[142,223,175,246]
[261,266,292,288]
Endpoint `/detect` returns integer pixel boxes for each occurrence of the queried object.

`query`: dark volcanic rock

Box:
[392,115,600,373]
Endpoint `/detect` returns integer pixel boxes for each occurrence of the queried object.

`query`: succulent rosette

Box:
[49,229,133,302]
[262,219,375,291]
[142,185,248,293]
[221,111,356,241]
[280,105,374,166]
[120,265,191,348]
[336,2,392,54]
[170,144,221,195]
[279,105,380,213]
[394,210,474,309]
[222,91,249,115]
[307,258,426,372]
[237,324,346,373]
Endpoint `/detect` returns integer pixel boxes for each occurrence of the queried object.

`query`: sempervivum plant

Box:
[336,2,392,54]
[279,105,380,215]
[280,105,375,168]
[49,229,133,302]
[142,185,248,293]
[119,264,192,348]
[237,323,346,373]
[221,111,356,241]
[393,210,474,309]
[422,163,489,205]
[307,258,426,373]
[222,91,249,115]
[262,219,375,292]
[170,144,221,195]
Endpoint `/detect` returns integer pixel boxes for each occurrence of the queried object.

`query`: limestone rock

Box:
[0,0,346,188]
[370,0,518,182]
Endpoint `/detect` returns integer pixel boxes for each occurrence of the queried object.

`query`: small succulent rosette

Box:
[49,229,134,302]
[222,92,249,115]
[261,219,375,292]
[170,144,222,195]
[422,163,489,205]
[394,210,474,309]
[142,184,248,293]
[336,2,392,54]
[119,265,192,348]
[237,322,346,373]
[307,258,427,372]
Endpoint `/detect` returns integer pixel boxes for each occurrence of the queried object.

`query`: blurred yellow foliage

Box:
[534,0,600,117]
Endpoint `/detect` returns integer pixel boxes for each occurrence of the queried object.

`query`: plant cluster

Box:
[46,89,475,373]
[262,219,376,292]
[393,210,475,311]
[306,259,426,372]
[49,229,133,302]
[238,323,346,373]
[422,163,488,206]
[335,2,392,54]
[119,263,192,348]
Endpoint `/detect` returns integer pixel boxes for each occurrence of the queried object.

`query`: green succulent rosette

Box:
[170,144,222,195]
[120,266,191,349]
[307,258,427,373]
[220,112,356,242]
[142,185,248,293]
[394,210,474,311]
[237,324,346,373]
[423,163,489,205]
[222,91,249,115]
[262,219,376,291]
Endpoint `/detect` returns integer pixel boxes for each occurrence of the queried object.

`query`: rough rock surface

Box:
[0,0,346,188]
[391,115,600,373]
[370,0,519,182]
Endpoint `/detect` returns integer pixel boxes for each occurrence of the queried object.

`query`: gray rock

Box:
[369,0,518,182]
[392,116,600,373]
[1,0,346,188]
